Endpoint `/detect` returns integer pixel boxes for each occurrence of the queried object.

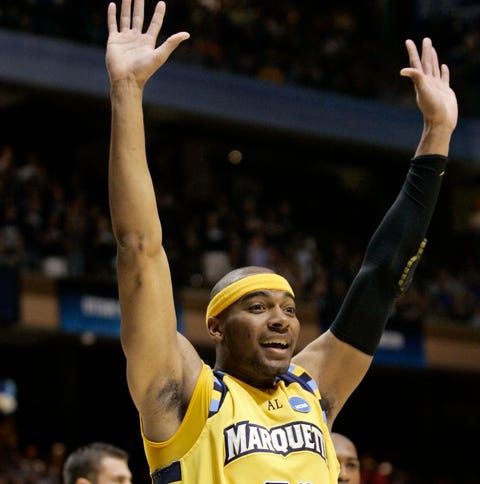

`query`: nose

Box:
[267,305,289,330]
[338,463,348,482]
[338,466,348,482]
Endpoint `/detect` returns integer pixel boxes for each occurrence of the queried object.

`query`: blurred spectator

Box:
[427,267,468,321]
[20,190,45,271]
[245,231,270,267]
[331,432,361,484]
[62,441,132,484]
[90,210,116,280]
[200,209,232,285]
[44,442,67,484]
[0,204,24,268]
[64,194,89,278]
[41,211,68,278]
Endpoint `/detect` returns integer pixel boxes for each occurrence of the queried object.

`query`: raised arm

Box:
[106,0,202,442]
[293,37,457,428]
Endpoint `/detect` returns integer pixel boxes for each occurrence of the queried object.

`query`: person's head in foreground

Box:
[331,432,361,483]
[63,441,132,484]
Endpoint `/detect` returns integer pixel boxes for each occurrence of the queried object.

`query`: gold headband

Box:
[205,273,294,325]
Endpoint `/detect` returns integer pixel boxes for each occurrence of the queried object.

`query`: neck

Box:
[214,362,278,390]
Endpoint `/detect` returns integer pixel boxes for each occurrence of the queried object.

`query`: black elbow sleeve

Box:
[329,155,447,355]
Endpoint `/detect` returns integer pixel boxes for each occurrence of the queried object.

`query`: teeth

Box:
[263,341,288,347]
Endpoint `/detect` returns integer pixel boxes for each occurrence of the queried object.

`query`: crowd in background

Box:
[1,2,479,324]
[1,140,480,329]
[1,1,480,117]
[1,2,480,484]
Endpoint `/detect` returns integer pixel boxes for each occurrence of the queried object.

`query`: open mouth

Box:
[261,341,289,349]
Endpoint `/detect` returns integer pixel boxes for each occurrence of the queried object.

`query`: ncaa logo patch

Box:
[289,396,310,413]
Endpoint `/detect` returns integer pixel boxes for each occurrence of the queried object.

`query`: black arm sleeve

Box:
[329,154,447,355]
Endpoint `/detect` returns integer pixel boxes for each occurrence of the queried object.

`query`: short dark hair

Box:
[63,442,129,484]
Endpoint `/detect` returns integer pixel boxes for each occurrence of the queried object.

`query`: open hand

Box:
[400,38,457,133]
[106,0,189,88]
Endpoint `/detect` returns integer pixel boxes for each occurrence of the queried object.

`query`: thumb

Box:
[162,32,190,56]
[400,67,421,80]
[152,32,190,69]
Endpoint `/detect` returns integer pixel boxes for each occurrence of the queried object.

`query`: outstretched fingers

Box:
[131,0,145,31]
[405,39,421,71]
[119,0,132,31]
[148,1,190,57]
[400,36,457,132]
[400,38,448,83]
[430,46,440,78]
[441,64,450,85]
[108,0,186,45]
[146,1,166,39]
[107,2,118,34]
[111,0,144,32]
[421,37,433,76]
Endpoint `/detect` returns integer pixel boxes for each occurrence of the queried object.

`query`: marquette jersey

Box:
[142,363,340,484]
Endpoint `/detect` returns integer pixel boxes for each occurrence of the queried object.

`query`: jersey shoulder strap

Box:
[209,369,229,417]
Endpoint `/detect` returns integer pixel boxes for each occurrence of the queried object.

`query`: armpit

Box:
[155,379,185,420]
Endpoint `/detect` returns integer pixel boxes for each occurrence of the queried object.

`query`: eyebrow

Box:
[344,457,360,465]
[239,290,295,303]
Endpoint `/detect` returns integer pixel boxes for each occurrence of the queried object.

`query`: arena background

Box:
[2,2,480,483]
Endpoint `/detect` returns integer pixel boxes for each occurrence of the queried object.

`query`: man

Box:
[331,433,361,484]
[106,0,457,482]
[62,442,132,484]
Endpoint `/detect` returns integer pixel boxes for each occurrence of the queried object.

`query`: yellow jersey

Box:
[142,362,339,483]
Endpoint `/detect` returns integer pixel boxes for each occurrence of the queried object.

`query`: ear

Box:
[207,316,224,340]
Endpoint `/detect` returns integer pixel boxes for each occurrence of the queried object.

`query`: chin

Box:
[267,359,291,377]
[249,355,292,380]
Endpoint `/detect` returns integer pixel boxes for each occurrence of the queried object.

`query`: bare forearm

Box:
[108,81,161,244]
[415,121,454,157]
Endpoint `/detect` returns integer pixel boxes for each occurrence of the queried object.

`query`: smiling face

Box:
[212,288,300,388]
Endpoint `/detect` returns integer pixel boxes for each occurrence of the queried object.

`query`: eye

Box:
[249,302,265,312]
[284,305,296,315]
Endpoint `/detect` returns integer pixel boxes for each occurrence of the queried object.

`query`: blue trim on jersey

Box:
[209,375,224,413]
[151,460,181,484]
[279,365,317,395]
[213,374,224,391]
[279,365,326,422]
[211,366,324,418]
[304,376,318,392]
[209,397,220,413]
[209,370,229,417]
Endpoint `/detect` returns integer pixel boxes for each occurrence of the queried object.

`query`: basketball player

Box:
[331,433,361,483]
[63,442,132,484]
[105,0,457,481]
